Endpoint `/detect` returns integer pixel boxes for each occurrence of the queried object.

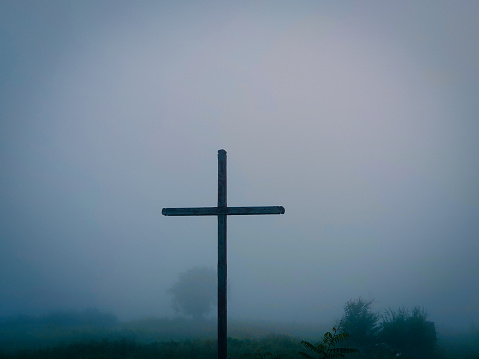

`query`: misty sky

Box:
[1,1,478,330]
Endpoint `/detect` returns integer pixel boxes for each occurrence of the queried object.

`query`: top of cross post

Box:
[218,149,226,155]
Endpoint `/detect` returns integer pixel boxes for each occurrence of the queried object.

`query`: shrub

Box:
[341,298,380,348]
[380,306,436,358]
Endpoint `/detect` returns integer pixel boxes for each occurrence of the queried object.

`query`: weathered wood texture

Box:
[162,206,285,216]
[162,149,284,359]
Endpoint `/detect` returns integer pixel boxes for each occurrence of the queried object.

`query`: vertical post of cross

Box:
[217,149,227,359]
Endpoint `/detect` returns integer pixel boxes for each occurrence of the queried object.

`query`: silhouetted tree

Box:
[168,266,216,319]
[341,298,380,348]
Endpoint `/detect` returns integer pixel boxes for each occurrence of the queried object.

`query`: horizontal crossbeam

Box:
[162,206,285,216]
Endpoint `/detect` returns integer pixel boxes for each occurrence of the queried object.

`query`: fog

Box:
[1,1,478,331]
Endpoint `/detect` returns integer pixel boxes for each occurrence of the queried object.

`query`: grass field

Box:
[0,314,478,359]
[0,336,304,359]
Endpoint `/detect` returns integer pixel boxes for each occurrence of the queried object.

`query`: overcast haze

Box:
[1,1,478,331]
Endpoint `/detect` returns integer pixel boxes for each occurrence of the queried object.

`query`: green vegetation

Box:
[0,303,478,359]
[0,336,303,359]
[341,298,379,348]
[300,322,359,359]
[379,306,437,358]
[340,298,438,358]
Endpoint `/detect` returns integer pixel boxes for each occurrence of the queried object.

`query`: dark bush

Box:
[341,298,380,348]
[380,306,436,358]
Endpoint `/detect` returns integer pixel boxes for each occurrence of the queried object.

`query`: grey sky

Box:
[1,1,478,330]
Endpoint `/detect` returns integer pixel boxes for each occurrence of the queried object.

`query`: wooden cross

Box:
[162,149,285,359]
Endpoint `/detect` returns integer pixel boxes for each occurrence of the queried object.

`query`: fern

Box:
[299,322,359,359]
